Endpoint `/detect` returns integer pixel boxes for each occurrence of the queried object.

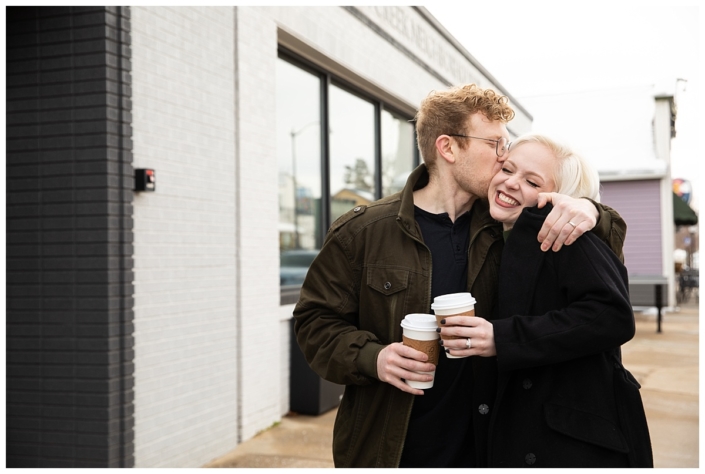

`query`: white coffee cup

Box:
[431,292,476,359]
[400,313,440,389]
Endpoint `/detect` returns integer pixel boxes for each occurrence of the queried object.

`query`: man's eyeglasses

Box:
[446,134,511,157]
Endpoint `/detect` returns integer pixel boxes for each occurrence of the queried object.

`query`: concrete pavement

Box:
[621,300,699,468]
[205,300,699,468]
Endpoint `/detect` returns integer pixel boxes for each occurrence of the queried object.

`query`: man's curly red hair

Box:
[415,84,515,174]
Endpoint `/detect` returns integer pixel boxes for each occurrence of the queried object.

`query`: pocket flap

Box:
[544,402,630,454]
[367,267,409,296]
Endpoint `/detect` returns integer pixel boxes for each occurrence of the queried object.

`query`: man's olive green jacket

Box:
[293,164,626,468]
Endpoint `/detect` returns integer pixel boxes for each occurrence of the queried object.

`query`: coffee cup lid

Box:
[431,292,476,311]
[400,313,437,331]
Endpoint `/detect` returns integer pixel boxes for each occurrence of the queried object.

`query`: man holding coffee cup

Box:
[293,83,625,468]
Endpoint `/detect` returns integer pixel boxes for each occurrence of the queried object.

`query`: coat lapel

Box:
[467,199,503,292]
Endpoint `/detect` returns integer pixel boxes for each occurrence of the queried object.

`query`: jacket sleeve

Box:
[493,232,635,372]
[586,199,627,263]
[293,228,384,386]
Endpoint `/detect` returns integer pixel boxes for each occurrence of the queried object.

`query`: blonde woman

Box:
[438,134,653,467]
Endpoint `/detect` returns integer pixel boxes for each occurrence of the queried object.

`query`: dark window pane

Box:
[277,58,322,303]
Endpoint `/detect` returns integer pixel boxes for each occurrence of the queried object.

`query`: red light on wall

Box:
[135,169,156,192]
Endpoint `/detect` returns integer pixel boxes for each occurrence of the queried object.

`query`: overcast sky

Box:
[426,1,701,211]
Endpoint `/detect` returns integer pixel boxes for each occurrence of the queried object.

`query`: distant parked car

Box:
[280,249,320,286]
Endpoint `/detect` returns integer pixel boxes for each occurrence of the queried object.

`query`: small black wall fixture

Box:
[135,168,156,191]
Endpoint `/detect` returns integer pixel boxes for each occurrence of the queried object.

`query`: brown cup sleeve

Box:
[402,336,440,365]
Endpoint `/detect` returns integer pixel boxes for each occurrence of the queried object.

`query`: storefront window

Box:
[276,53,418,304]
[381,109,415,196]
[329,85,376,223]
[276,59,322,302]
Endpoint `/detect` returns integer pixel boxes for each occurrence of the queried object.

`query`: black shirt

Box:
[399,206,476,467]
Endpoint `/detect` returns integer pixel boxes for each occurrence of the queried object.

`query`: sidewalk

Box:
[205,300,699,468]
[622,299,699,468]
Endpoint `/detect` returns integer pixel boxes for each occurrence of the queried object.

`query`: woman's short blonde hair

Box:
[510,133,601,201]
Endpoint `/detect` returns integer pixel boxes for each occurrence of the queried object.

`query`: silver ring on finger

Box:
[568,221,577,228]
[465,338,472,349]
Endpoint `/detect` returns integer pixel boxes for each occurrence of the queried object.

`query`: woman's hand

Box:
[536,192,599,252]
[438,316,496,357]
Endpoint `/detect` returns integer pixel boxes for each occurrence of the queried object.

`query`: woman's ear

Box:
[435,135,456,164]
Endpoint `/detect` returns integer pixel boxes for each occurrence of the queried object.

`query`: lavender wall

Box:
[600,179,662,276]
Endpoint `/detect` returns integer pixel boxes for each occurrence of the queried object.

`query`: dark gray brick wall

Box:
[6,6,135,468]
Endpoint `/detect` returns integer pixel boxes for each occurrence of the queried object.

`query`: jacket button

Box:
[353,206,361,212]
[478,404,489,415]
[384,282,392,290]
[523,378,532,389]
[525,453,536,465]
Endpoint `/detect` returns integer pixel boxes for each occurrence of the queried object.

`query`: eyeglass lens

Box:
[497,137,508,157]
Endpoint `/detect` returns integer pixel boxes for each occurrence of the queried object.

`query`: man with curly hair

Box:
[294,84,626,467]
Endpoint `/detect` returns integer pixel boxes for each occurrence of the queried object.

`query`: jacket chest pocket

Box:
[363,267,411,343]
[367,267,410,296]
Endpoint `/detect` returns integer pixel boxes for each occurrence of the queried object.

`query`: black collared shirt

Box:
[399,206,476,467]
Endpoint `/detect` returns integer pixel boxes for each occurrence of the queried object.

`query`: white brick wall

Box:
[233,6,283,442]
[131,6,240,468]
[280,305,296,416]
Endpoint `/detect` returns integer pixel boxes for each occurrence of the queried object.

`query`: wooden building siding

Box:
[600,179,663,276]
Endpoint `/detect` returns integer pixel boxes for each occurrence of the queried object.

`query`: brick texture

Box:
[234,6,283,444]
[6,6,134,468]
[130,6,240,468]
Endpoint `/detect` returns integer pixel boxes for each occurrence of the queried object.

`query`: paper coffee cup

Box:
[431,292,476,359]
[400,313,440,389]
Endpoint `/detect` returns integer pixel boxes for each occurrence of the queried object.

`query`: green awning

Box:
[673,192,698,226]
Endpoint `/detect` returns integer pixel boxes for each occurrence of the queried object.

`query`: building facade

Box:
[599,94,678,308]
[6,6,532,467]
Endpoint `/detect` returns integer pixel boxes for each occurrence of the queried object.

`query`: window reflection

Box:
[329,85,376,223]
[276,59,322,254]
[381,109,415,196]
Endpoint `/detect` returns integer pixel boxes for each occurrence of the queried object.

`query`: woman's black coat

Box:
[485,205,653,468]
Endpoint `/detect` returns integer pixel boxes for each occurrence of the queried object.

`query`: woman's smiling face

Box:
[488,141,557,229]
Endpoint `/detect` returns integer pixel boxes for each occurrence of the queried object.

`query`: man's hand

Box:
[376,343,436,396]
[537,193,599,252]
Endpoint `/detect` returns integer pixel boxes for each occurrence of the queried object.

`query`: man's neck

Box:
[412,175,477,223]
